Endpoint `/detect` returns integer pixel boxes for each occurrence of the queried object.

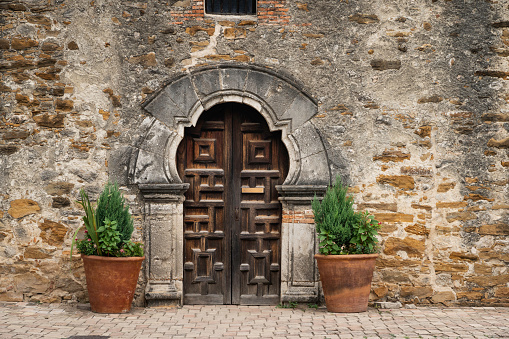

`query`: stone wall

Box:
[0,0,508,306]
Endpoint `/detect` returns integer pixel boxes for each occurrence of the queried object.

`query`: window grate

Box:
[206,0,256,15]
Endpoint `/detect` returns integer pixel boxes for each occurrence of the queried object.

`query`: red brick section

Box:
[257,0,290,25]
[282,209,314,224]
[171,0,290,25]
[171,0,205,24]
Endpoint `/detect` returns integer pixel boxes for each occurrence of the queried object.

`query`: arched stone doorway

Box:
[130,65,331,306]
[178,103,289,304]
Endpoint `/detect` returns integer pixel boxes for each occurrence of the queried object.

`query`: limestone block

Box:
[45,182,74,196]
[143,89,184,128]
[39,219,67,246]
[384,237,425,257]
[137,120,175,154]
[279,93,317,132]
[0,291,23,302]
[400,286,433,298]
[381,270,412,284]
[163,76,200,117]
[220,68,248,91]
[245,70,276,99]
[265,82,301,125]
[134,149,169,184]
[8,199,40,218]
[191,69,221,99]
[432,291,456,303]
[289,222,316,286]
[291,121,330,185]
[13,273,50,293]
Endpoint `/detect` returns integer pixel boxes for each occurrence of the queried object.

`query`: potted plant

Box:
[71,182,144,313]
[312,177,381,313]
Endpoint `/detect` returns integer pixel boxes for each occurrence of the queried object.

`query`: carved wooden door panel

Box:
[178,103,288,305]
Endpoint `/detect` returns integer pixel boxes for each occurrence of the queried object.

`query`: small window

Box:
[206,0,256,15]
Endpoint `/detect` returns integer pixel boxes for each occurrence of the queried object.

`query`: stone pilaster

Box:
[139,184,189,307]
[276,185,327,303]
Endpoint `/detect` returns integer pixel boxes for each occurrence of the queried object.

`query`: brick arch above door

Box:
[130,65,331,187]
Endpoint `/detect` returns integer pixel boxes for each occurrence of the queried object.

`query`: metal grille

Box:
[206,0,256,15]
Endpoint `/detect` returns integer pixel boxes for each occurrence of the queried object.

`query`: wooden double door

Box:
[177,103,289,305]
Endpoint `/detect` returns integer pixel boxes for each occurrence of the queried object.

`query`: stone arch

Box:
[131,65,330,306]
[130,65,331,187]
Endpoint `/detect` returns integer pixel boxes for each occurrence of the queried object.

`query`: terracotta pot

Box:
[315,253,378,313]
[82,255,145,313]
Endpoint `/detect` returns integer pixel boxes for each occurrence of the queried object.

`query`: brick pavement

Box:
[0,302,508,338]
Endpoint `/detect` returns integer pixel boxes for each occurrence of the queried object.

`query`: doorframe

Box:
[127,65,331,306]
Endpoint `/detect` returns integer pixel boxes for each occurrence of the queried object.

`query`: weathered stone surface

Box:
[405,224,429,235]
[377,258,422,268]
[482,113,509,122]
[13,273,50,293]
[45,182,74,196]
[11,37,38,49]
[377,175,415,190]
[381,270,412,283]
[446,211,477,223]
[417,95,443,104]
[370,60,401,71]
[375,213,414,223]
[67,41,79,50]
[0,292,23,302]
[464,194,494,202]
[457,291,484,300]
[467,274,509,287]
[357,202,398,212]
[55,99,74,111]
[449,252,478,261]
[435,262,468,273]
[475,70,509,78]
[478,223,509,235]
[0,145,19,155]
[2,130,30,140]
[186,26,215,36]
[128,52,157,67]
[414,126,431,138]
[8,199,41,218]
[432,291,456,303]
[224,27,246,39]
[400,286,433,298]
[0,38,9,49]
[494,287,509,298]
[33,114,65,128]
[487,137,509,149]
[41,41,60,51]
[372,285,389,298]
[437,182,456,192]
[384,237,425,257]
[349,14,379,24]
[373,150,410,162]
[27,15,51,28]
[24,247,53,259]
[39,220,67,246]
[400,166,433,177]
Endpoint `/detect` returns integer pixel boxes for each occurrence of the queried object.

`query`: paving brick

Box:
[0,304,509,338]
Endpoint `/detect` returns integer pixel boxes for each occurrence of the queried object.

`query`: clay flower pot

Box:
[82,255,145,313]
[315,253,378,313]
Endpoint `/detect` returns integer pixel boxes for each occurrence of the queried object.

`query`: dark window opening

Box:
[206,0,256,15]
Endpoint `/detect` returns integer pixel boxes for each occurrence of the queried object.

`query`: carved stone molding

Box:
[128,65,331,306]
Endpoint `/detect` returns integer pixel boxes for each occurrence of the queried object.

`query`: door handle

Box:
[235,207,240,221]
